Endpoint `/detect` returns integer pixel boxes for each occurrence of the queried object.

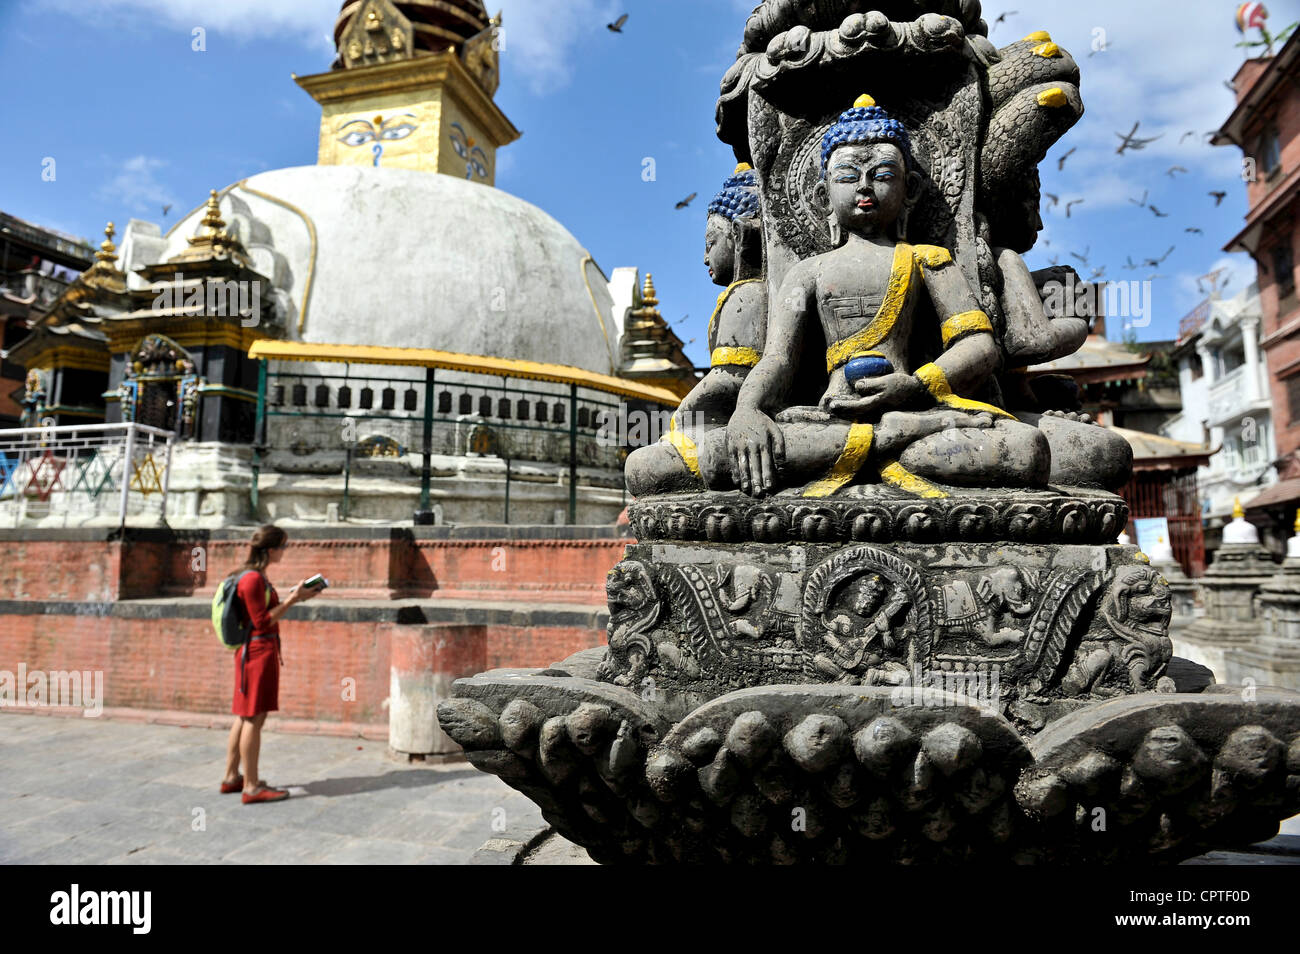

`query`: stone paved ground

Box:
[0,713,542,864]
[3,712,1299,865]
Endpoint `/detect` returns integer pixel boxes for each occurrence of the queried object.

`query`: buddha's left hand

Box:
[826,373,927,418]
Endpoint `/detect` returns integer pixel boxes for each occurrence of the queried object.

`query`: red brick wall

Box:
[0,613,392,725]
[0,540,173,601]
[405,539,627,603]
[485,626,605,670]
[0,531,616,730]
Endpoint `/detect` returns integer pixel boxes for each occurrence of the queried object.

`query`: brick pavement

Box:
[0,712,542,864]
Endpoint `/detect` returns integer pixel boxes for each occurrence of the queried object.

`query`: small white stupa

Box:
[1222,498,1261,546]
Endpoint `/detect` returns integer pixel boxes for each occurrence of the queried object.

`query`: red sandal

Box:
[242,785,289,805]
[220,775,244,794]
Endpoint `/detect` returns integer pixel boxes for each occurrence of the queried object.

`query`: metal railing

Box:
[258,367,631,523]
[0,423,175,527]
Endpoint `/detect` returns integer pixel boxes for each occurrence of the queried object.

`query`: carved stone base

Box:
[438,491,1300,863]
[603,494,1173,731]
[439,673,1300,864]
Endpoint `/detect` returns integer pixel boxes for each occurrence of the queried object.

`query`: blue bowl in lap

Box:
[844,355,894,387]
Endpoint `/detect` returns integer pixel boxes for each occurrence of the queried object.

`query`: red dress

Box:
[232,571,282,717]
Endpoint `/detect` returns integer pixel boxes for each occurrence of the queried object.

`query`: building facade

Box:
[0,214,95,427]
[1216,30,1300,543]
[1164,286,1275,553]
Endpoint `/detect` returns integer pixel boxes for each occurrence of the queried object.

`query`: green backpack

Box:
[211,570,269,651]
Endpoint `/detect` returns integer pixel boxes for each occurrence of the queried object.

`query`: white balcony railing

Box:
[0,423,174,527]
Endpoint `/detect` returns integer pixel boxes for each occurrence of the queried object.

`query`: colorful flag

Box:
[1237,2,1269,33]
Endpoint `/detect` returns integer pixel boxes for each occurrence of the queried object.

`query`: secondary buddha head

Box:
[818,95,920,244]
[705,163,763,286]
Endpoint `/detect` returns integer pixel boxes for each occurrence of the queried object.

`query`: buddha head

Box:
[705,163,763,286]
[817,95,922,246]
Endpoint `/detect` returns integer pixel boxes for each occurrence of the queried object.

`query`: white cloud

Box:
[41,0,634,94]
[494,0,622,94]
[96,155,177,215]
[42,0,337,49]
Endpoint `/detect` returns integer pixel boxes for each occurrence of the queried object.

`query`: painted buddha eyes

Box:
[449,122,490,180]
[834,163,898,184]
[337,114,419,148]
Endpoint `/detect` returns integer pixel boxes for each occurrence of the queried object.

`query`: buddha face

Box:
[825,142,908,239]
[705,214,737,287]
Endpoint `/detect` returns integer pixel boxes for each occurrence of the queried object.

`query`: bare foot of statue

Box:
[874,408,995,460]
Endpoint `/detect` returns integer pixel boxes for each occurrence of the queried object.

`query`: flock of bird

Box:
[609,9,1239,339]
[1042,114,1235,288]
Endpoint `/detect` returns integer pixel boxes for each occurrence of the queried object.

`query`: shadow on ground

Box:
[289,768,482,798]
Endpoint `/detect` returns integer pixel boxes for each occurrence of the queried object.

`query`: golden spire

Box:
[1233,497,1245,520]
[1293,507,1300,534]
[94,222,118,264]
[166,188,249,266]
[196,190,226,237]
[641,273,659,309]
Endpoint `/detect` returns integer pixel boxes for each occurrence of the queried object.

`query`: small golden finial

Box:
[95,222,118,263]
[1292,507,1299,534]
[199,190,226,233]
[1233,497,1245,520]
[641,273,659,308]
[854,94,876,109]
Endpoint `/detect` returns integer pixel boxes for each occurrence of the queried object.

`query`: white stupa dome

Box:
[1223,514,1260,545]
[147,166,622,375]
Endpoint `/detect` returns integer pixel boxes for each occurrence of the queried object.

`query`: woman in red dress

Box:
[219,525,320,804]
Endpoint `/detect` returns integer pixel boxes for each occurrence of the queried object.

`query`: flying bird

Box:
[1166,166,1188,178]
[1089,266,1107,280]
[1116,121,1163,154]
[1185,227,1203,234]
[1209,191,1227,205]
[1065,198,1085,218]
[1044,193,1060,209]
[991,11,1018,30]
[1143,246,1175,267]
[161,204,172,216]
[1149,205,1170,218]
[1129,189,1149,208]
[1057,148,1076,171]
[1069,246,1091,265]
[1180,131,1199,144]
[607,13,629,33]
[675,193,697,210]
[1048,255,1061,265]
[1124,256,1140,271]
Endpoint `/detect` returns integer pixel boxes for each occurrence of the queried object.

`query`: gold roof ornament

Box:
[1233,497,1245,520]
[641,273,660,310]
[71,221,128,296]
[620,273,695,398]
[1293,507,1300,534]
[167,190,250,266]
[95,222,118,264]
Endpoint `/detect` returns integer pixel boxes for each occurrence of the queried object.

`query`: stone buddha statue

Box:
[726,95,1050,499]
[625,164,768,495]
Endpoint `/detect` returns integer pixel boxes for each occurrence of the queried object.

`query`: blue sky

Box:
[2,0,1295,366]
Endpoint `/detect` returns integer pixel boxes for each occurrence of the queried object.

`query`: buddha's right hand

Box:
[727,407,785,497]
